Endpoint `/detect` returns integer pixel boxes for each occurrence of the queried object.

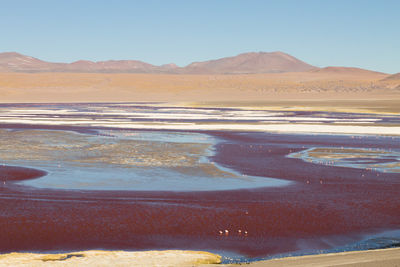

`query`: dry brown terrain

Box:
[383,72,400,79]
[0,70,398,104]
[1,51,398,106]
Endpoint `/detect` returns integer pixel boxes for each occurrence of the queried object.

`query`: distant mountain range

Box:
[0,51,385,74]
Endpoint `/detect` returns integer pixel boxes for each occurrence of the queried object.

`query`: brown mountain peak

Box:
[184,51,315,74]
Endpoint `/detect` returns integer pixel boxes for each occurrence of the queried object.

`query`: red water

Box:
[0,131,399,258]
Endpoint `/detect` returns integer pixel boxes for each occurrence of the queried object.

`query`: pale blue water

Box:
[5,130,291,191]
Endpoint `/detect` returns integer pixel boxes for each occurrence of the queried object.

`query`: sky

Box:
[0,0,399,73]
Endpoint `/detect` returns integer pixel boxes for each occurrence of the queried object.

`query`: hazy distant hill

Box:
[382,72,400,81]
[0,51,315,74]
[0,52,64,72]
[64,59,159,73]
[182,52,315,74]
[1,51,390,75]
[0,52,162,73]
[309,66,386,76]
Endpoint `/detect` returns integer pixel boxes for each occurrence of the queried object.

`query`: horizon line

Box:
[0,50,393,74]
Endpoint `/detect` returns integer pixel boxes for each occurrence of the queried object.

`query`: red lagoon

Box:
[0,131,399,258]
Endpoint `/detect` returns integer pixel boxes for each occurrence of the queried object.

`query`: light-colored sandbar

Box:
[0,250,221,267]
[1,248,400,267]
[209,247,400,267]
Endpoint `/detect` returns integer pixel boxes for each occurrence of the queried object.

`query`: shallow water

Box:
[1,129,290,191]
[10,160,290,191]
[288,146,400,173]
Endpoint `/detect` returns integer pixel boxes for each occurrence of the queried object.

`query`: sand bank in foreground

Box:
[1,248,399,266]
[213,247,400,267]
[0,250,220,267]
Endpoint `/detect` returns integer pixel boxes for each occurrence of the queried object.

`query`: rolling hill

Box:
[0,51,316,74]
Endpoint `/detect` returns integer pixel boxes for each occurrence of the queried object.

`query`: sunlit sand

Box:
[0,250,221,267]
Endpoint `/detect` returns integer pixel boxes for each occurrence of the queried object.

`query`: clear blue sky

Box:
[1,0,399,73]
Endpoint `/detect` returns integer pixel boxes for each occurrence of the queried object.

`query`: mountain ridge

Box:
[0,51,386,75]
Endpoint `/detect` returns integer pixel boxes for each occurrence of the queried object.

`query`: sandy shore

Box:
[0,250,221,267]
[213,247,400,267]
[1,247,399,266]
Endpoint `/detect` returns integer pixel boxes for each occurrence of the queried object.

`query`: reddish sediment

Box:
[0,165,46,181]
[0,131,399,258]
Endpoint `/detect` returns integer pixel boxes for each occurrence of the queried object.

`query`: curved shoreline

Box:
[0,128,399,260]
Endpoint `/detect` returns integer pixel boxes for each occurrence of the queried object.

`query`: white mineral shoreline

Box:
[1,118,400,136]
